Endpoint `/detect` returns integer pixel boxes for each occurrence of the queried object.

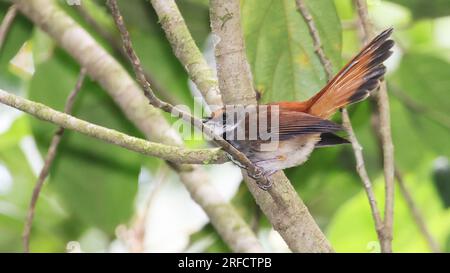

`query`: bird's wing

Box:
[275,110,343,140]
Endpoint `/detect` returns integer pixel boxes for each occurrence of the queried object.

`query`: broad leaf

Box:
[242,0,342,102]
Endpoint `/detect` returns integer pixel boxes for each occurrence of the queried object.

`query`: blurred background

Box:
[0,0,449,252]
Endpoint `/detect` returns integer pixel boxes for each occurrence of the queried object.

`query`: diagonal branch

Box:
[75,4,182,106]
[370,91,440,252]
[295,0,385,248]
[210,0,333,253]
[342,111,384,237]
[354,0,395,253]
[22,68,86,253]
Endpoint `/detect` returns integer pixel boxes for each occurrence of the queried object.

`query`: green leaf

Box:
[28,49,142,234]
[131,30,194,106]
[0,115,28,150]
[242,0,342,102]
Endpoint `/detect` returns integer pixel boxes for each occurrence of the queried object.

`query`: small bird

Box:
[204,28,394,188]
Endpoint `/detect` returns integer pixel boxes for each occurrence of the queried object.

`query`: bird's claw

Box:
[248,168,273,191]
[226,153,273,191]
[256,177,273,191]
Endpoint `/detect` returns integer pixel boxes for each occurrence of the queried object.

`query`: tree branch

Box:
[15,0,264,253]
[371,105,440,252]
[150,0,222,108]
[0,4,18,51]
[295,0,385,248]
[354,0,395,253]
[0,88,230,165]
[22,68,86,253]
[209,0,333,253]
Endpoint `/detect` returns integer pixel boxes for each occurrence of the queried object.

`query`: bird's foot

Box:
[248,169,275,191]
[256,176,273,191]
[226,153,274,191]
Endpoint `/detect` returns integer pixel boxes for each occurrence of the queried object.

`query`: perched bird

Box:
[204,28,394,187]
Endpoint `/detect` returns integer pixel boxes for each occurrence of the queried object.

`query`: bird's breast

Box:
[248,135,320,172]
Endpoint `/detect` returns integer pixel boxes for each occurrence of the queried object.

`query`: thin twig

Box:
[22,68,86,253]
[342,110,385,239]
[106,0,270,189]
[295,0,385,247]
[295,0,333,79]
[354,0,372,44]
[75,4,181,106]
[0,88,229,165]
[395,169,441,252]
[354,0,395,253]
[371,101,441,253]
[0,4,18,51]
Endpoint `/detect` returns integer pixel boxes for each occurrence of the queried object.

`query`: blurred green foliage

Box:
[0,0,449,252]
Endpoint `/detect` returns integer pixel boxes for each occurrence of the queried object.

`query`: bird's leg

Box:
[227,153,274,191]
[226,153,248,170]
